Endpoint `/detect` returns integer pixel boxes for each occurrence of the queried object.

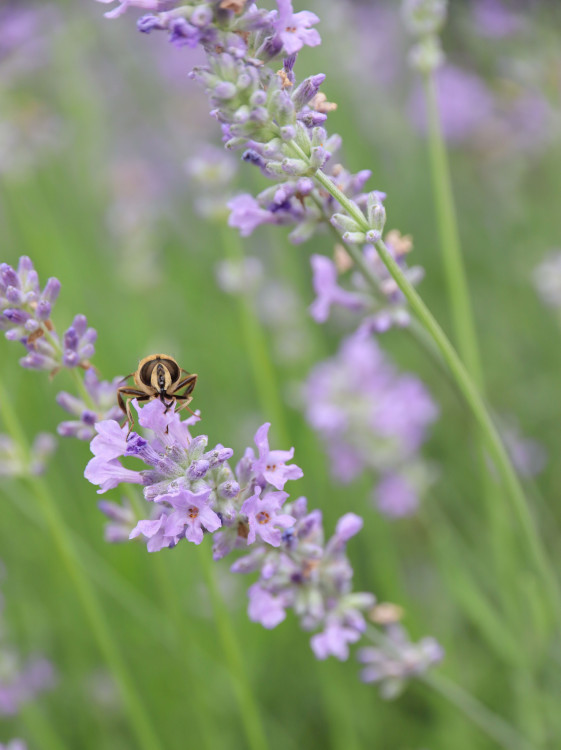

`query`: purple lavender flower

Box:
[252,422,303,490]
[0,657,56,717]
[227,194,278,237]
[310,616,364,661]
[472,0,522,38]
[98,498,137,543]
[85,400,231,548]
[304,329,438,512]
[309,231,424,332]
[247,583,290,629]
[0,741,27,750]
[156,488,221,544]
[309,254,367,323]
[233,502,375,658]
[241,489,294,546]
[274,0,321,56]
[129,510,180,552]
[62,315,97,368]
[57,369,122,441]
[357,623,444,699]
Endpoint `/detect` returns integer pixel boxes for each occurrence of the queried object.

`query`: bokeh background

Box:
[2,1,561,748]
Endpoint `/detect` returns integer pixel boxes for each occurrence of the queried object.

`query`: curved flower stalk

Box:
[0,257,122,441]
[85,398,441,669]
[96,0,423,333]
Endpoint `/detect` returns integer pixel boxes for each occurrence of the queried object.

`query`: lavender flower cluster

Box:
[0,563,55,727]
[304,330,438,518]
[85,398,381,659]
[358,622,444,699]
[97,0,424,330]
[309,231,424,334]
[87,0,443,683]
[0,257,122,440]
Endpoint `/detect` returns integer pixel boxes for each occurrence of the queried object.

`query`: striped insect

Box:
[117,354,197,436]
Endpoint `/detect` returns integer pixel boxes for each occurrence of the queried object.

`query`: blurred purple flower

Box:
[227,194,278,237]
[304,330,438,496]
[57,369,122,441]
[472,0,523,38]
[374,473,420,518]
[409,64,494,143]
[0,657,55,717]
[358,624,444,699]
[98,498,137,543]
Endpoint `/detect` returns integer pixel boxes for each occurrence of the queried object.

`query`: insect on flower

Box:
[117,354,198,435]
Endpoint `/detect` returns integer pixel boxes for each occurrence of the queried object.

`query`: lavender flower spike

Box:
[62,314,97,368]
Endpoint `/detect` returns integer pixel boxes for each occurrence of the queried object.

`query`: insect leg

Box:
[117,387,150,437]
[174,395,198,418]
[173,374,198,398]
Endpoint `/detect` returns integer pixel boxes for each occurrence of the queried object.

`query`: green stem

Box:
[422,671,536,750]
[0,380,163,750]
[422,71,519,623]
[422,72,483,388]
[198,548,269,750]
[19,703,70,750]
[306,161,560,622]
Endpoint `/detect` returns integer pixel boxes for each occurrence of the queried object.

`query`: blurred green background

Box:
[2,1,561,748]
